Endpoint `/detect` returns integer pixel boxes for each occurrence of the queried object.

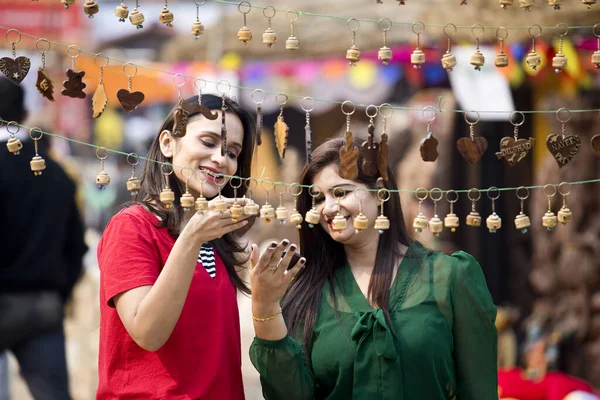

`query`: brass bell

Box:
[213,198,228,213]
[96,170,111,190]
[231,202,244,222]
[514,212,531,233]
[61,0,75,9]
[305,207,320,227]
[413,212,428,233]
[332,214,347,231]
[526,51,541,70]
[583,0,597,8]
[289,210,303,229]
[180,193,195,210]
[542,211,558,231]
[238,26,252,45]
[470,50,485,71]
[286,35,299,50]
[591,50,600,69]
[428,215,443,236]
[548,0,562,9]
[262,27,276,47]
[557,206,572,224]
[495,51,509,68]
[411,49,425,69]
[159,7,174,28]
[346,45,361,66]
[260,203,275,223]
[126,177,141,196]
[378,46,393,65]
[466,211,482,227]
[552,53,567,73]
[115,3,129,22]
[243,198,259,216]
[500,0,514,7]
[441,52,457,71]
[519,0,534,10]
[6,137,23,155]
[195,196,209,212]
[83,0,99,18]
[374,215,390,233]
[353,213,369,233]
[192,20,205,39]
[444,213,459,232]
[129,8,145,29]
[276,206,289,224]
[160,188,175,208]
[30,155,46,176]
[486,212,502,233]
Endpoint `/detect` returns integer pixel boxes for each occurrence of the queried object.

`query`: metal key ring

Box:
[333,186,346,201]
[5,29,22,44]
[468,188,481,202]
[238,1,251,15]
[96,147,109,161]
[509,111,525,127]
[347,18,360,32]
[6,121,19,135]
[487,186,500,201]
[528,24,542,38]
[354,187,368,201]
[194,77,207,91]
[516,186,529,201]
[556,107,571,124]
[273,182,287,195]
[471,24,485,39]
[464,110,480,126]
[263,5,276,19]
[543,184,557,198]
[229,175,243,190]
[415,187,429,201]
[377,188,391,203]
[66,44,81,59]
[423,105,437,123]
[496,27,508,41]
[161,163,173,176]
[446,189,459,203]
[275,92,288,106]
[35,38,51,54]
[122,62,138,77]
[251,88,266,105]
[301,97,315,113]
[173,73,186,88]
[216,80,231,95]
[379,18,392,32]
[341,100,355,116]
[261,178,274,191]
[286,9,299,22]
[430,188,443,202]
[366,104,378,119]
[127,153,140,166]
[245,177,258,191]
[443,23,457,38]
[379,103,393,118]
[555,23,569,38]
[558,182,571,196]
[29,127,44,141]
[412,21,425,35]
[290,182,303,197]
[94,53,109,69]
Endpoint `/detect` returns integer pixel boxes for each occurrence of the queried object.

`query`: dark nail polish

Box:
[269,242,277,248]
[300,258,306,264]
[282,240,290,246]
[290,245,297,251]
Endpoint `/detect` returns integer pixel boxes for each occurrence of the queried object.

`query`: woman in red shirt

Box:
[97,94,257,399]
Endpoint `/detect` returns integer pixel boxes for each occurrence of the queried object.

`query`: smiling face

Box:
[312,164,381,245]
[159,110,244,199]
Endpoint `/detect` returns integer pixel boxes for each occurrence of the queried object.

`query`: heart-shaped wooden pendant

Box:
[420,133,439,162]
[546,134,581,168]
[457,137,488,164]
[0,56,31,85]
[495,137,536,166]
[591,135,600,154]
[117,89,145,112]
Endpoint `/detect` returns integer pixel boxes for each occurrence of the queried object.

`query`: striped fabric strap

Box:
[198,243,216,278]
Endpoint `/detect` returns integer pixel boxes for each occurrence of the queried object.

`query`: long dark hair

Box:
[282,138,413,353]
[138,94,255,294]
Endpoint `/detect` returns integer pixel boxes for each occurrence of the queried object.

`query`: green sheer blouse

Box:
[250,241,498,400]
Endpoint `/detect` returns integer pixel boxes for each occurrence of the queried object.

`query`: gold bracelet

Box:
[252,310,282,322]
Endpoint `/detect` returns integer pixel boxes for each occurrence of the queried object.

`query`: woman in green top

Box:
[248,138,498,400]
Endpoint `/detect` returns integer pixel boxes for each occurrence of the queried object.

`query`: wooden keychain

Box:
[519,0,534,11]
[305,185,322,228]
[514,186,531,234]
[180,167,196,210]
[289,183,304,229]
[428,188,444,236]
[172,74,189,137]
[29,127,46,176]
[500,0,514,8]
[470,24,485,71]
[420,105,439,162]
[583,0,597,9]
[353,188,370,233]
[495,27,509,68]
[413,188,429,233]
[192,0,206,39]
[96,147,111,190]
[217,80,232,156]
[378,18,393,65]
[345,18,361,67]
[486,187,502,233]
[444,189,460,232]
[35,38,54,101]
[552,24,569,74]
[92,53,109,118]
[285,9,300,50]
[0,29,31,85]
[243,178,260,216]
[115,1,130,23]
[159,163,175,208]
[526,25,542,71]
[378,103,393,182]
[129,0,145,29]
[259,179,276,223]
[441,23,457,72]
[331,187,348,233]
[592,24,600,69]
[159,0,174,28]
[262,6,276,48]
[362,104,379,175]
[83,0,100,18]
[496,111,535,166]
[5,121,23,155]
[117,62,145,112]
[274,182,289,224]
[62,0,75,8]
[374,188,391,234]
[542,184,558,231]
[126,153,142,198]
[62,45,86,99]
[410,21,426,69]
[195,179,209,214]
[548,0,562,10]
[251,89,265,146]
[229,177,244,222]
[339,101,359,180]
[194,78,218,121]
[557,182,572,225]
[237,1,252,45]
[212,179,228,214]
[274,92,289,160]
[592,132,600,154]
[546,107,581,168]
[457,110,487,164]
[301,96,314,164]
[466,188,482,227]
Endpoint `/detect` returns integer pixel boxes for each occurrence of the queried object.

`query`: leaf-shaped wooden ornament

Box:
[274,115,289,159]
[36,68,55,101]
[378,133,388,181]
[92,82,108,118]
[339,130,359,180]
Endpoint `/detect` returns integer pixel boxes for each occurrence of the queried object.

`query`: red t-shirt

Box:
[498,368,595,400]
[97,205,245,400]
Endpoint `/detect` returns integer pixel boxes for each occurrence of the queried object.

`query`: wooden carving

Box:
[172,100,189,137]
[274,115,289,159]
[420,132,439,162]
[36,68,54,101]
[305,122,313,165]
[61,69,86,99]
[117,89,145,112]
[339,130,359,180]
[361,123,379,176]
[92,82,108,118]
[592,135,600,154]
[496,137,536,166]
[378,133,388,181]
[256,105,263,146]
[457,137,488,164]
[546,133,581,168]
[0,56,31,85]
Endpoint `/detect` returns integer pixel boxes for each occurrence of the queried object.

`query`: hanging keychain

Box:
[274,92,289,160]
[583,0,597,9]
[62,45,86,99]
[305,185,322,228]
[519,0,534,11]
[496,111,535,166]
[96,147,111,190]
[542,184,558,231]
[495,27,509,68]
[378,18,393,65]
[84,0,100,18]
[5,121,23,155]
[177,167,195,210]
[346,18,361,66]
[552,24,569,73]
[353,188,369,233]
[29,127,46,176]
[444,189,459,232]
[514,186,531,234]
[260,179,276,223]
[117,62,145,112]
[217,80,231,156]
[289,183,304,229]
[526,25,542,70]
[275,183,289,224]
[470,24,485,71]
[212,179,228,214]
[237,1,252,45]
[230,177,244,222]
[466,188,482,227]
[192,0,206,39]
[129,0,144,29]
[548,0,562,10]
[457,111,487,164]
[115,1,129,22]
[378,103,392,182]
[126,153,141,197]
[251,89,265,146]
[243,178,260,216]
[374,189,391,234]
[158,0,174,28]
[546,107,581,168]
[62,0,75,8]
[593,24,600,69]
[262,6,276,47]
[441,23,457,72]
[500,0,514,8]
[410,21,426,69]
[428,188,444,236]
[92,53,109,118]
[0,29,31,85]
[159,164,175,208]
[339,101,359,180]
[413,188,429,233]
[195,180,209,213]
[194,78,218,120]
[35,39,54,101]
[285,9,300,50]
[301,96,314,164]
[557,182,572,225]
[362,104,379,176]
[172,74,189,137]
[331,187,348,233]
[420,105,439,162]
[486,187,502,233]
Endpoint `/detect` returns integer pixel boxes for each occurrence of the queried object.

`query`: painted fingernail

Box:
[300,258,306,264]
[269,242,277,248]
[282,239,290,246]
[290,245,297,251]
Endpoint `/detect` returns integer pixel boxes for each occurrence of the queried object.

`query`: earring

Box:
[428,188,444,236]
[557,182,572,225]
[29,127,46,176]
[514,186,531,234]
[413,188,429,233]
[542,184,558,231]
[353,188,369,233]
[5,121,23,155]
[289,183,304,229]
[466,188,482,227]
[331,187,348,233]
[444,190,459,232]
[195,180,209,213]
[486,187,502,233]
[260,179,275,223]
[305,185,321,228]
[126,153,141,197]
[374,189,391,234]
[275,183,289,224]
[230,177,244,222]
[180,167,195,210]
[243,178,260,216]
[159,163,175,208]
[96,147,111,190]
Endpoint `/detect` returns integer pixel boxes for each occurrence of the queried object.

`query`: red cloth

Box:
[499,368,595,400]
[96,205,245,400]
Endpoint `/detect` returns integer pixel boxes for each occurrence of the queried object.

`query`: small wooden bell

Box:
[378,46,393,65]
[441,52,457,71]
[289,210,303,229]
[495,51,509,67]
[195,196,209,212]
[84,0,99,18]
[466,211,482,227]
[160,188,175,208]
[238,26,252,45]
[30,155,46,176]
[129,8,145,29]
[180,193,195,210]
[305,207,320,228]
[486,212,502,233]
[374,215,390,233]
[331,215,347,232]
[61,0,75,9]
[500,0,514,7]
[346,45,361,66]
[413,212,428,233]
[6,137,23,155]
[548,0,562,9]
[96,170,111,190]
[411,49,425,69]
[542,211,558,231]
[230,202,244,222]
[192,20,205,39]
[519,0,534,10]
[526,51,541,70]
[243,198,260,216]
[444,213,459,232]
[591,50,600,69]
[514,212,531,233]
[276,206,289,224]
[159,7,174,28]
[552,53,567,73]
[262,27,276,47]
[286,35,299,50]
[260,203,275,223]
[470,50,485,71]
[115,3,129,22]
[213,198,228,213]
[353,213,369,233]
[428,216,443,236]
[557,206,572,224]
[583,0,597,8]
[126,177,141,196]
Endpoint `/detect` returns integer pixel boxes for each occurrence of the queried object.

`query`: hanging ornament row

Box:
[500,0,596,10]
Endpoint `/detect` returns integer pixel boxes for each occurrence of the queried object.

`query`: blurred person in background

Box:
[0,77,88,400]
